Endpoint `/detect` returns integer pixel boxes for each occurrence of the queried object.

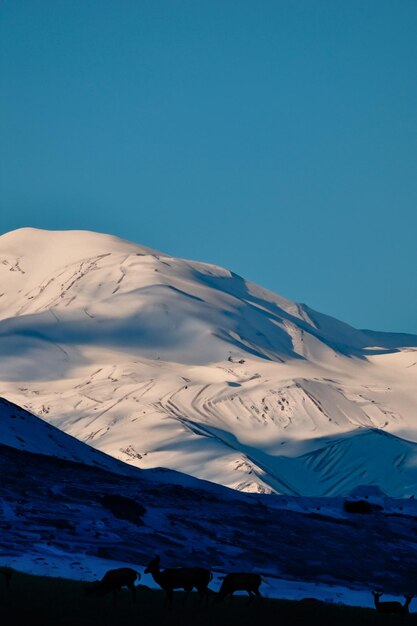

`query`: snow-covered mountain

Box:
[1,227,417,496]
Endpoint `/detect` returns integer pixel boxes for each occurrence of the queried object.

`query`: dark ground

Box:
[1,570,417,626]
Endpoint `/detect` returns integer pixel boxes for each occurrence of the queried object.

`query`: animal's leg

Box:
[246,591,254,605]
[127,582,136,602]
[165,589,173,609]
[196,586,207,604]
[183,587,191,605]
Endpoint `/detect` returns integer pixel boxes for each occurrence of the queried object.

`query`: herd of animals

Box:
[0,561,415,616]
[87,557,262,607]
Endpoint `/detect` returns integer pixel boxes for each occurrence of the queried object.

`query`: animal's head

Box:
[145,555,160,574]
[372,592,383,600]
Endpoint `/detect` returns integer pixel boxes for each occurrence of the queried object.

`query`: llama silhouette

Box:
[144,556,212,607]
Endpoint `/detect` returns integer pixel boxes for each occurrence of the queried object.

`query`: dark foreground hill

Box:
[2,570,417,626]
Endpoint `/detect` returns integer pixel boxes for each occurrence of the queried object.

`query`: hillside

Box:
[2,396,417,608]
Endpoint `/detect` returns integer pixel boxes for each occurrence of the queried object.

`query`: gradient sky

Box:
[1,1,416,333]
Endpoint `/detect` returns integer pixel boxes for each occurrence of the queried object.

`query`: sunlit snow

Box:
[1,227,417,496]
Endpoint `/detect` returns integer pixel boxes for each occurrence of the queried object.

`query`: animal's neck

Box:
[150,567,163,586]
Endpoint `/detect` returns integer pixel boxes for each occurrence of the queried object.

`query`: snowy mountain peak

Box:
[1,227,417,496]
[0,227,161,294]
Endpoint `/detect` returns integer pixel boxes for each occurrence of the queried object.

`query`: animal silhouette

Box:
[217,573,262,604]
[85,567,140,601]
[372,591,413,615]
[145,555,212,607]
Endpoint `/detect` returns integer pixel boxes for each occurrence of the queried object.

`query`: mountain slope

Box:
[1,227,417,495]
[3,396,417,605]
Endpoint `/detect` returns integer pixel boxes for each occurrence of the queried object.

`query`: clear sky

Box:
[1,1,416,333]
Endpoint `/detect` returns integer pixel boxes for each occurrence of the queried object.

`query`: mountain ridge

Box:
[1,227,417,495]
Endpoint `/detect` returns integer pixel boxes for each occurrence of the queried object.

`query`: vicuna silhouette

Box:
[372,591,413,615]
[217,573,262,604]
[85,567,140,601]
[144,555,212,607]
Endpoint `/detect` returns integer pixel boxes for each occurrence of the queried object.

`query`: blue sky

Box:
[1,1,416,333]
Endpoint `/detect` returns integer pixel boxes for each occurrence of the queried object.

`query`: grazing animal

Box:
[0,567,12,589]
[85,567,140,601]
[372,591,413,615]
[144,555,212,607]
[217,573,262,605]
